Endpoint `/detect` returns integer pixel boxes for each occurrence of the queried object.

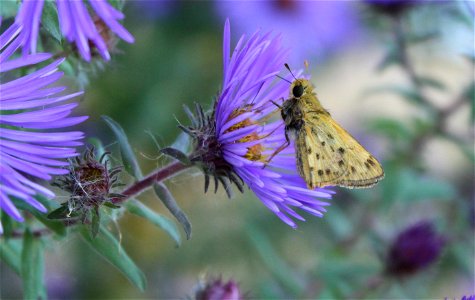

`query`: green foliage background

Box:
[0,1,473,299]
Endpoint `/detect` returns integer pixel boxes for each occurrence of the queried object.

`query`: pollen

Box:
[225,106,266,162]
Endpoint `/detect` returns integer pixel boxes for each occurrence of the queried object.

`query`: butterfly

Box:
[271,64,384,189]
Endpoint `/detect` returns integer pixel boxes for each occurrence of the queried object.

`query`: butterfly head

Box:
[290,79,313,99]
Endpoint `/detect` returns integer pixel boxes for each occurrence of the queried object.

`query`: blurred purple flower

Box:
[15,0,134,61]
[186,20,333,228]
[0,22,87,233]
[215,1,361,64]
[386,220,445,276]
[195,277,241,300]
[363,0,416,16]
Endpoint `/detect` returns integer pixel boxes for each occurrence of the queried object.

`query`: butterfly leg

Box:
[262,132,290,168]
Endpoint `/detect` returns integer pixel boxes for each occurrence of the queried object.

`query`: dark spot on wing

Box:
[338,160,344,166]
[318,170,324,176]
[328,134,334,139]
[325,169,331,175]
[330,146,335,152]
[367,158,376,166]
[338,147,345,154]
[309,166,314,172]
[316,153,320,160]
[364,162,370,169]
[351,166,356,173]
[307,147,312,154]
[321,141,326,146]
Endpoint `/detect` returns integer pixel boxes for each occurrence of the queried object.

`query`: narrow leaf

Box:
[41,1,62,43]
[153,183,192,240]
[0,239,22,274]
[160,147,191,165]
[247,226,304,294]
[102,115,143,179]
[0,0,20,18]
[80,226,147,291]
[126,200,181,246]
[12,196,66,236]
[416,76,446,91]
[21,230,46,300]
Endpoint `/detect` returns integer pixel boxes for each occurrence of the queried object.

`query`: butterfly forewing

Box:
[297,110,384,188]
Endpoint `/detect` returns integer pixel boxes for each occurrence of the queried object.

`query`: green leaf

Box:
[362,85,424,105]
[0,239,22,275]
[416,76,446,91]
[376,45,400,72]
[11,196,67,237]
[102,115,143,180]
[153,183,191,240]
[41,1,62,43]
[465,83,475,122]
[0,0,20,19]
[126,200,181,246]
[21,230,46,300]
[80,226,147,291]
[247,226,304,295]
[368,118,413,140]
[160,147,191,165]
[382,167,457,205]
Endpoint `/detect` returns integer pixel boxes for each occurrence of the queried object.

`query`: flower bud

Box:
[386,221,445,276]
[195,277,242,300]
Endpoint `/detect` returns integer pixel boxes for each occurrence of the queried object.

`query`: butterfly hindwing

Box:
[295,99,384,189]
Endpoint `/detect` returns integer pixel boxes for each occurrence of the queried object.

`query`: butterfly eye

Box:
[292,84,304,98]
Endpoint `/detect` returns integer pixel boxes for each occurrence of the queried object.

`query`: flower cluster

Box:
[185,20,334,228]
[215,1,360,63]
[0,22,87,233]
[15,0,134,61]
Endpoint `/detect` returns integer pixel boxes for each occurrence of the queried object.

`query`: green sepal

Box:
[104,202,121,209]
[159,147,191,165]
[91,208,101,238]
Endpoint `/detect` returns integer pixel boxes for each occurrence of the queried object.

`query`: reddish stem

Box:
[112,161,190,204]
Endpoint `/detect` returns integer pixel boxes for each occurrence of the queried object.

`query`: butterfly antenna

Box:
[275,74,292,84]
[284,63,298,81]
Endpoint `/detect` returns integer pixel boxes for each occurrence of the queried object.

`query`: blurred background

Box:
[1,1,474,299]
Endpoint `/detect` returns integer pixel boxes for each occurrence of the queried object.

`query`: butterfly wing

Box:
[296,110,384,189]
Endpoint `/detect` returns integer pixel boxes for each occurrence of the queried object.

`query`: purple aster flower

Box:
[0,22,87,234]
[15,0,134,61]
[215,1,361,64]
[385,220,446,276]
[183,20,333,228]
